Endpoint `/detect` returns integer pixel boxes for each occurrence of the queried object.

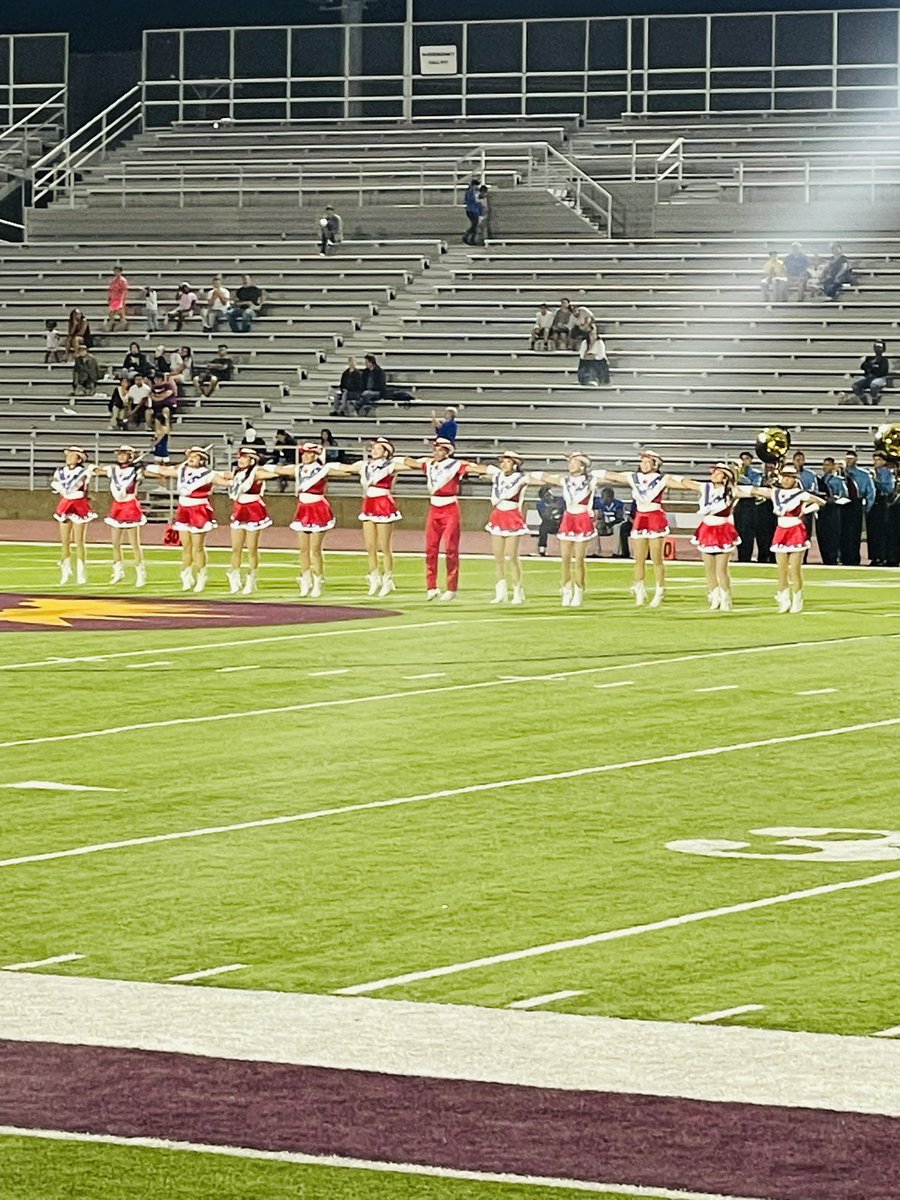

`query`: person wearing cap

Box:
[867,451,896,565]
[841,450,875,567]
[166,282,199,331]
[51,447,97,586]
[745,464,826,612]
[146,447,220,593]
[343,437,405,598]
[220,446,273,596]
[93,446,147,587]
[735,451,762,563]
[319,205,343,256]
[476,451,530,604]
[673,464,746,611]
[528,452,606,607]
[594,451,686,608]
[401,437,476,601]
[849,341,890,406]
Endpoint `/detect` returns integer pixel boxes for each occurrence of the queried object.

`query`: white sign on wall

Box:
[419,45,458,76]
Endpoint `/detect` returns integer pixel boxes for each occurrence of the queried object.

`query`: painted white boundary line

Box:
[216,666,260,674]
[2,633,894,753]
[336,863,900,995]
[872,1025,900,1039]
[508,990,585,1010]
[695,685,738,694]
[797,688,837,696]
[0,1127,759,1200]
[4,713,900,873]
[167,964,248,983]
[689,1005,765,1024]
[2,954,84,971]
[0,781,119,793]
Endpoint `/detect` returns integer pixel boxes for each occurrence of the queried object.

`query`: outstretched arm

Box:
[401,456,427,470]
[667,475,700,492]
[526,470,561,485]
[144,464,179,479]
[593,468,630,485]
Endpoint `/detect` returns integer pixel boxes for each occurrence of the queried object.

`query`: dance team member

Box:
[403,437,474,601]
[530,452,602,607]
[265,443,348,597]
[348,436,403,598]
[146,446,218,592]
[224,445,272,595]
[747,463,826,612]
[676,462,742,611]
[95,445,147,587]
[595,450,685,608]
[480,450,529,604]
[51,446,97,585]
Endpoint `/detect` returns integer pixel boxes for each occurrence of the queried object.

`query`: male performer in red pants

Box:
[404,437,471,601]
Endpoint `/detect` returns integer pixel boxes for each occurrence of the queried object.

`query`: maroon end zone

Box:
[0,593,398,632]
[3,1039,899,1199]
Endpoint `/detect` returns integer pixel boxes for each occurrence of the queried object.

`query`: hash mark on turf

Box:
[507,990,585,1010]
[695,685,739,693]
[216,666,261,674]
[308,668,350,677]
[796,688,837,696]
[0,781,120,793]
[403,673,446,680]
[3,953,85,971]
[167,964,248,983]
[689,1004,766,1024]
[126,661,172,669]
[593,681,635,690]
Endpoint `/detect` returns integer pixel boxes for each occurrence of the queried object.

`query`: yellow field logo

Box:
[0,596,216,628]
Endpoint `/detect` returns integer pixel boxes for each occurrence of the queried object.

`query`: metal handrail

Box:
[653,138,684,204]
[0,88,66,183]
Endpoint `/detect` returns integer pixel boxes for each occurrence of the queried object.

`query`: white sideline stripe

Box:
[0,1128,755,1200]
[2,953,84,971]
[689,1004,766,1024]
[336,862,900,995]
[3,634,893,754]
[5,714,900,872]
[593,680,634,690]
[507,990,585,1010]
[308,668,350,677]
[0,781,120,793]
[216,665,260,674]
[167,963,248,983]
[797,688,838,696]
[695,685,738,693]
[125,661,172,669]
[403,672,446,680]
[872,1025,900,1039]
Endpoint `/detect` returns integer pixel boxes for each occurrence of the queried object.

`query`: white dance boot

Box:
[491,580,508,605]
[110,561,125,584]
[571,584,584,607]
[649,586,665,609]
[298,571,312,597]
[75,559,87,585]
[180,567,194,591]
[561,583,573,607]
[135,564,147,588]
[310,574,324,598]
[426,587,441,601]
[708,587,721,611]
[790,590,804,613]
[59,559,72,585]
[775,589,791,613]
[511,584,525,605]
[719,589,732,612]
[242,571,257,596]
[367,570,382,596]
[439,590,456,602]
[378,573,396,598]
[631,581,647,606]
[226,569,242,594]
[193,568,208,593]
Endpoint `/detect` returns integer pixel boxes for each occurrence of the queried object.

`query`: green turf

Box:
[0,1135,636,1200]
[2,539,900,1035]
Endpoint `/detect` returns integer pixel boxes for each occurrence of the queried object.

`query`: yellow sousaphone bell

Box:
[755,426,792,465]
[874,423,900,462]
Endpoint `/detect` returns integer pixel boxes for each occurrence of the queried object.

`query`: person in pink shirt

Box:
[105,265,129,331]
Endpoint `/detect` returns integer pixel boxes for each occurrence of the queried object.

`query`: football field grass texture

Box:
[1,541,900,1034]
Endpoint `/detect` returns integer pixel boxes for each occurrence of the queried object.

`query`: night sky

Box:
[0,0,884,55]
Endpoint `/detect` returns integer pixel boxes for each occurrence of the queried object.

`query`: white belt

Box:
[179,495,210,507]
[495,500,520,511]
[365,486,392,498]
[429,495,458,507]
[777,515,803,528]
[296,492,324,504]
[702,513,731,525]
[60,490,86,500]
[566,503,591,515]
[636,502,663,513]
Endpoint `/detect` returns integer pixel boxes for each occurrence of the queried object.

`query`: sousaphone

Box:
[874,423,900,462]
[755,426,792,464]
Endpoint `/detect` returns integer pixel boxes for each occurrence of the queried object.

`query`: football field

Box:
[2,538,900,1199]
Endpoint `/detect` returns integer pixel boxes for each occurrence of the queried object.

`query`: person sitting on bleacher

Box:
[571,304,595,346]
[330,356,364,417]
[121,341,153,382]
[849,340,890,406]
[821,242,854,301]
[169,346,193,395]
[432,407,459,443]
[202,275,231,332]
[531,304,554,351]
[319,206,343,256]
[147,371,177,431]
[70,343,101,398]
[550,298,575,350]
[108,375,132,430]
[66,308,93,358]
[784,242,811,301]
[126,374,151,428]
[194,344,234,398]
[355,355,387,416]
[228,275,264,333]
[166,282,199,331]
[577,327,609,388]
[760,249,788,302]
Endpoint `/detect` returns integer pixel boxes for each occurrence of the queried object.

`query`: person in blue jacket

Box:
[463,178,482,245]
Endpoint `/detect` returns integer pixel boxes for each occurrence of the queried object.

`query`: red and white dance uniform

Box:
[51,463,97,524]
[289,461,337,533]
[691,482,742,554]
[557,472,600,541]
[104,463,146,528]
[484,466,528,537]
[173,463,217,533]
[354,457,403,523]
[627,471,670,539]
[770,487,815,553]
[228,465,272,531]
[423,457,469,591]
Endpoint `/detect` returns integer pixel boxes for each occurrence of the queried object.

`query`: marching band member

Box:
[480,450,529,604]
[746,463,826,612]
[95,445,147,587]
[146,446,219,592]
[403,437,474,602]
[676,463,742,611]
[224,445,272,595]
[530,452,602,607]
[348,436,404,598]
[51,446,97,585]
[595,450,684,608]
[264,443,348,597]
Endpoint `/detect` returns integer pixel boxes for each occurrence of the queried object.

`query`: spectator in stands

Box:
[319,206,343,256]
[431,406,458,443]
[169,345,193,395]
[594,487,625,556]
[735,450,762,562]
[535,484,564,556]
[821,242,853,301]
[166,282,199,331]
[816,457,849,565]
[66,308,93,358]
[108,375,132,430]
[241,420,267,462]
[70,343,101,398]
[550,298,575,350]
[475,185,492,244]
[44,319,64,364]
[357,354,386,416]
[531,304,554,351]
[127,373,151,428]
[784,242,811,301]
[760,249,788,302]
[228,274,263,333]
[148,371,177,430]
[320,428,341,463]
[807,253,825,298]
[105,264,129,331]
[577,327,609,387]
[571,304,595,346]
[153,344,172,376]
[151,410,171,464]
[203,275,231,332]
[121,341,152,381]
[842,449,875,567]
[849,340,890,405]
[462,178,481,245]
[331,356,364,417]
[144,285,159,333]
[194,344,234,398]
[271,428,297,488]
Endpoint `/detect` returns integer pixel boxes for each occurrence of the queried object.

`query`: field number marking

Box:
[688,1005,765,1024]
[668,827,900,863]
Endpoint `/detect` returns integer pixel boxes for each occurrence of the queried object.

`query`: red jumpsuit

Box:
[423,457,469,591]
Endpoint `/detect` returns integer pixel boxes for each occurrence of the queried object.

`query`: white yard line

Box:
[216,665,260,674]
[336,864,900,996]
[0,781,119,793]
[4,714,900,872]
[0,1128,757,1200]
[593,680,634,690]
[871,1025,900,1039]
[507,990,585,1010]
[125,661,172,669]
[167,964,248,983]
[689,1004,766,1024]
[796,688,837,696]
[308,668,351,677]
[2,953,84,971]
[695,685,739,693]
[402,672,446,680]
